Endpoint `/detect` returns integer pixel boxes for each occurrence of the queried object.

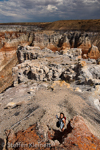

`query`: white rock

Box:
[43,66,49,74]
[49,139,55,147]
[75,87,82,93]
[94,99,100,111]
[54,140,60,146]
[5,102,16,109]
[5,101,25,109]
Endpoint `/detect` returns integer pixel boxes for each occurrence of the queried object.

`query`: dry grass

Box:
[0,19,100,31]
[45,19,100,32]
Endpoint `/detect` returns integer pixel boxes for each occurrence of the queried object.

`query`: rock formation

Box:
[0,27,100,93]
[88,45,100,59]
[0,31,35,93]
[32,31,100,60]
[12,46,100,87]
[0,24,100,150]
[4,116,100,150]
[13,46,83,85]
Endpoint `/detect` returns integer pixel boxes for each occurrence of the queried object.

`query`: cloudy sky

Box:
[0,0,100,23]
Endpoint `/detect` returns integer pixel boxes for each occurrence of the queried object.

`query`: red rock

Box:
[61,40,70,50]
[0,31,31,93]
[88,45,100,59]
[6,116,100,150]
[47,43,58,52]
[63,116,100,150]
[7,125,51,150]
[78,39,91,56]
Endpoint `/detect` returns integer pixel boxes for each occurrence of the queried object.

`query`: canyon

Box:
[0,20,100,150]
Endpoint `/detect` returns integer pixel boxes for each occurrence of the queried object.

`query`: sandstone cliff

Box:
[0,31,35,93]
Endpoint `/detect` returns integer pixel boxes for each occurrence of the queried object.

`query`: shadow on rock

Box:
[52,121,73,143]
[0,138,5,150]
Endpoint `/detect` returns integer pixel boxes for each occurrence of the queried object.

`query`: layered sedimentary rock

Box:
[33,31,100,59]
[0,31,35,68]
[0,31,35,93]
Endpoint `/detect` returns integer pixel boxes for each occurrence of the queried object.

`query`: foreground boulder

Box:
[63,116,100,150]
[5,116,100,150]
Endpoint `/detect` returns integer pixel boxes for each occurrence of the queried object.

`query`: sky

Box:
[0,0,100,23]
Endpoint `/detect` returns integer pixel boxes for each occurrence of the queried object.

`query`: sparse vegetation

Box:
[0,19,100,32]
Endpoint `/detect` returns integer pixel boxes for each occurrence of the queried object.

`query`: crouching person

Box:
[56,112,66,132]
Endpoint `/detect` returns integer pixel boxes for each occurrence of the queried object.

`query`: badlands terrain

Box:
[0,20,100,149]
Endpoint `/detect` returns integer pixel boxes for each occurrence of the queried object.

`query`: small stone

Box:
[75,87,82,92]
[5,102,16,109]
[94,99,100,111]
[83,54,87,59]
[49,139,55,147]
[54,140,60,146]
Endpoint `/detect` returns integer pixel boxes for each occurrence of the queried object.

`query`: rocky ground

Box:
[0,24,100,149]
[0,44,100,149]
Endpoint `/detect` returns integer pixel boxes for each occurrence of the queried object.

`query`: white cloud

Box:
[83,0,98,3]
[47,5,58,11]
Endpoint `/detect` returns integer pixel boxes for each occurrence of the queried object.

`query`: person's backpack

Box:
[56,121,60,127]
[64,117,66,121]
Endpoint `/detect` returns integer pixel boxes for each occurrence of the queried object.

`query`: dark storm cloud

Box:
[0,0,100,23]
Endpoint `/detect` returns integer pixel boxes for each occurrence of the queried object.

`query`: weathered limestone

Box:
[32,31,100,60]
[12,46,100,87]
[60,48,82,60]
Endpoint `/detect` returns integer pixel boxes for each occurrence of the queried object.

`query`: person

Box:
[56,112,66,132]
